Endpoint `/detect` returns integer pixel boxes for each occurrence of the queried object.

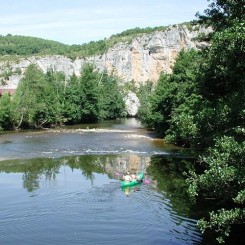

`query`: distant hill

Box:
[0,22,196,59]
[0,34,70,56]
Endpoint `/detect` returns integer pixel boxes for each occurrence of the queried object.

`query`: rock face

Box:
[124,91,140,117]
[0,25,211,90]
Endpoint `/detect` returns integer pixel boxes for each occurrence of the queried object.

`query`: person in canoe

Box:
[122,171,132,182]
[131,172,139,180]
[121,172,144,188]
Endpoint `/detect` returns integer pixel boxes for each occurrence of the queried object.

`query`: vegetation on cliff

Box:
[138,0,245,243]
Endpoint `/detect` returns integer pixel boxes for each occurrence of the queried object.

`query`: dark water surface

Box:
[0,119,213,244]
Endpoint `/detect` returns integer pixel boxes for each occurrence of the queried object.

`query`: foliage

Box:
[0,1,244,241]
[0,93,13,130]
[4,63,125,129]
[12,64,63,128]
[62,74,83,124]
[78,64,100,122]
[141,73,175,135]
[139,49,203,141]
[188,136,245,243]
[110,26,168,38]
[122,80,138,94]
[70,40,108,58]
[0,35,69,56]
[196,0,245,31]
[98,73,125,120]
[137,1,245,242]
[188,4,245,242]
[199,21,245,98]
[137,80,154,124]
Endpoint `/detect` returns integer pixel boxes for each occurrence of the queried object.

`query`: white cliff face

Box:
[88,25,211,83]
[0,25,211,89]
[124,91,140,117]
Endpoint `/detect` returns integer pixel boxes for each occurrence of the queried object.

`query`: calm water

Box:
[0,119,212,245]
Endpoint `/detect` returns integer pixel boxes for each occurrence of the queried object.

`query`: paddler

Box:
[123,171,132,182]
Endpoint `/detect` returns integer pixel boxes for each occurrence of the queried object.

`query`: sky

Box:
[0,0,209,45]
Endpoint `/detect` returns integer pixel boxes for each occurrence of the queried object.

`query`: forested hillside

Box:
[0,35,70,56]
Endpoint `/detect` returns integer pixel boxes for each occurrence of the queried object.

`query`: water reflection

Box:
[0,154,205,244]
[0,155,196,212]
[0,155,149,191]
[0,155,198,215]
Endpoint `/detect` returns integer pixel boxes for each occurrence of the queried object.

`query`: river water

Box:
[0,118,214,245]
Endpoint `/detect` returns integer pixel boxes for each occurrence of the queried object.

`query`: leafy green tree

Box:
[137,2,244,242]
[98,73,125,120]
[143,73,175,135]
[197,0,245,31]
[200,21,245,99]
[138,80,153,124]
[164,50,204,144]
[62,74,83,124]
[0,35,69,56]
[45,70,66,125]
[12,64,61,128]
[139,49,203,140]
[0,93,13,130]
[61,65,126,124]
[184,1,245,243]
[188,136,245,243]
[79,64,100,122]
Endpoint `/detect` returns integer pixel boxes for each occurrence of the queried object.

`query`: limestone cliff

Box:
[0,25,211,90]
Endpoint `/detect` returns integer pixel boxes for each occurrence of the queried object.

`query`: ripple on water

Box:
[0,167,203,244]
[0,186,203,245]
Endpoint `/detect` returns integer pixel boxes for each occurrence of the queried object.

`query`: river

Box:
[0,118,216,244]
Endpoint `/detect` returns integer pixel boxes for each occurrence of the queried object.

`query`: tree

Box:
[0,93,13,130]
[138,80,153,124]
[139,49,203,140]
[45,70,66,125]
[185,1,245,243]
[137,1,244,242]
[200,21,245,99]
[79,64,100,122]
[188,136,245,243]
[62,74,83,124]
[12,64,61,128]
[144,73,176,135]
[197,0,245,31]
[98,73,125,120]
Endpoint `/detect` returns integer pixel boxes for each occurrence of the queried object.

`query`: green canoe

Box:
[121,173,144,188]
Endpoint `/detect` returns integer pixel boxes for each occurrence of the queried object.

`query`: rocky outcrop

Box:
[0,25,211,91]
[124,91,140,117]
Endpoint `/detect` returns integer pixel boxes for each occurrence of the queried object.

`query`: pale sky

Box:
[0,0,209,45]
